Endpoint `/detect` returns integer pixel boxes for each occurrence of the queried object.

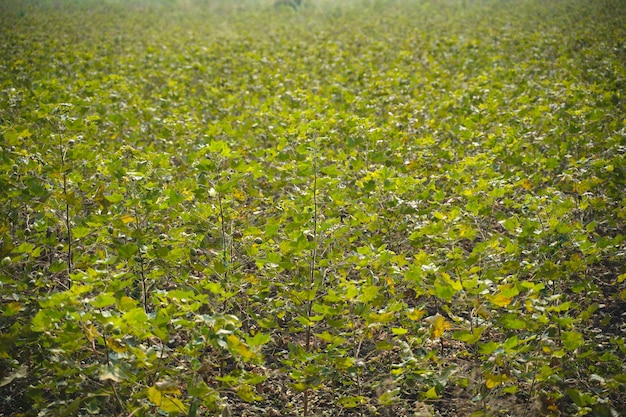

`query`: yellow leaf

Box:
[155,379,181,394]
[4,302,23,316]
[385,277,396,295]
[490,294,511,307]
[182,189,194,201]
[426,314,450,338]
[524,299,534,312]
[233,188,246,202]
[147,386,162,404]
[106,337,127,353]
[237,384,261,402]
[369,311,396,324]
[163,397,187,414]
[93,184,109,209]
[475,305,491,319]
[84,323,99,342]
[433,211,446,220]
[484,372,507,389]
[120,214,136,224]
[406,308,426,321]
[147,386,188,414]
[226,334,256,361]
[117,296,137,311]
[424,386,439,399]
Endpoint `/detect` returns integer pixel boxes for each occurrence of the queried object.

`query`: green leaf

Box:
[315,331,347,345]
[236,384,261,402]
[453,327,485,344]
[14,242,35,254]
[0,364,28,387]
[500,314,526,330]
[376,340,395,350]
[337,395,366,408]
[147,386,188,414]
[424,386,440,399]
[188,380,212,397]
[2,302,23,317]
[32,309,60,332]
[358,283,380,303]
[72,225,91,239]
[566,388,589,407]
[98,365,128,382]
[207,140,231,157]
[391,327,408,336]
[502,385,518,394]
[561,331,584,351]
[123,308,148,325]
[434,275,457,302]
[478,341,499,355]
[104,193,124,203]
[245,332,271,347]
[504,335,518,350]
[378,388,400,406]
[117,243,138,259]
[244,373,268,385]
[122,308,149,336]
[91,293,117,308]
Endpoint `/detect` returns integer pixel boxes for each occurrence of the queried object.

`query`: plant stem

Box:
[218,191,228,276]
[110,380,126,414]
[139,254,148,312]
[305,154,317,352]
[133,207,149,313]
[303,391,309,417]
[524,372,538,417]
[59,136,72,279]
[64,172,72,274]
[303,138,319,417]
[103,330,111,367]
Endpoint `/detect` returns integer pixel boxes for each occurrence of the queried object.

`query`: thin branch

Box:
[303,137,319,417]
[305,139,318,352]
[59,135,72,278]
[218,192,228,271]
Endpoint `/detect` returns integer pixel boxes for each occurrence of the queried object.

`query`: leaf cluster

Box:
[1,0,625,416]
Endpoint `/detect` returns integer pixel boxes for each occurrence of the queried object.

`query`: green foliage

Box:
[1,0,625,415]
